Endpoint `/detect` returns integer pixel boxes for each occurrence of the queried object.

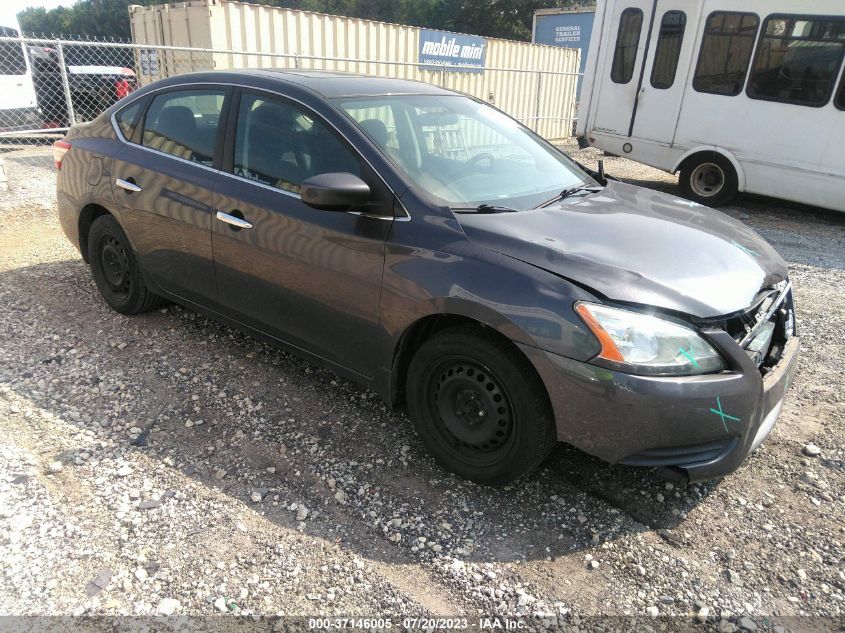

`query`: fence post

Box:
[55,43,76,126]
[534,71,543,135]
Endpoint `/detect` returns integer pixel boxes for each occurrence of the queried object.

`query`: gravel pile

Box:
[0,148,842,629]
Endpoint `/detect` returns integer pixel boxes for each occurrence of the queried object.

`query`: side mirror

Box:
[300,172,370,211]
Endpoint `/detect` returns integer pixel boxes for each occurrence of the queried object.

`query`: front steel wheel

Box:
[429,356,516,467]
[406,326,555,485]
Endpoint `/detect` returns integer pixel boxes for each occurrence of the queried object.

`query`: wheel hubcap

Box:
[432,359,513,455]
[99,235,131,297]
[690,162,725,198]
[455,389,487,426]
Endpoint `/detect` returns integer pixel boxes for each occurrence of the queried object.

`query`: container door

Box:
[631,2,698,144]
[588,0,653,138]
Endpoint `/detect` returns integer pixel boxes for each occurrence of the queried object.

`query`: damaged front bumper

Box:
[519,328,799,483]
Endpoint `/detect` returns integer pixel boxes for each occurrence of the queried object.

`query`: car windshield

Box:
[335,94,589,210]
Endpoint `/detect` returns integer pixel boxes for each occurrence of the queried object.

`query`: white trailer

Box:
[0,7,40,132]
[576,0,845,212]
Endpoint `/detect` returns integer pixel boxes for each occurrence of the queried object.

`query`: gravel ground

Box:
[0,146,843,631]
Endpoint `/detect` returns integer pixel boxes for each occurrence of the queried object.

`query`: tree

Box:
[18,0,589,42]
[19,0,161,40]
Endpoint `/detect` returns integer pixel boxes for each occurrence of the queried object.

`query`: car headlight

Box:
[575,302,727,376]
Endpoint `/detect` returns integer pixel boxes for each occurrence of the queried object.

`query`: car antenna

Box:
[597,159,605,183]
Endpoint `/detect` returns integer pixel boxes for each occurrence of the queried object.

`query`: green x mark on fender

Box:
[710,396,742,432]
[677,345,700,368]
[731,240,760,259]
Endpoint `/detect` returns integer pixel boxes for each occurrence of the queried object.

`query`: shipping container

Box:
[128,0,580,139]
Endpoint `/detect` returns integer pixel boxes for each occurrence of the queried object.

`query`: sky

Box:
[9,0,77,15]
[1,0,75,27]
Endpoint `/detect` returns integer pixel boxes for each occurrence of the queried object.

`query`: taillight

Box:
[53,139,71,170]
[115,78,132,100]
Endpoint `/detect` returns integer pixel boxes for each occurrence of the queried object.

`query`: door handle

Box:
[216,211,253,230]
[115,178,142,193]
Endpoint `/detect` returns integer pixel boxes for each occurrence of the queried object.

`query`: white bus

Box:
[576,0,845,212]
[0,8,40,132]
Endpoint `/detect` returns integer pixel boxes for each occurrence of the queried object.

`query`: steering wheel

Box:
[467,152,495,172]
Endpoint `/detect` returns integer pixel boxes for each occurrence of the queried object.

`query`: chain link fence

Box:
[0,35,581,171]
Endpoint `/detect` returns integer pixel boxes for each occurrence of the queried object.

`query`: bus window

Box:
[651,11,687,89]
[837,74,845,110]
[611,8,644,84]
[747,16,845,108]
[693,12,760,96]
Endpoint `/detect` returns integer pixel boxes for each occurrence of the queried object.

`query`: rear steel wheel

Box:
[88,215,162,314]
[97,234,132,302]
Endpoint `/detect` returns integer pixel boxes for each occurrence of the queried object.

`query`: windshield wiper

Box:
[534,185,603,209]
[452,204,519,214]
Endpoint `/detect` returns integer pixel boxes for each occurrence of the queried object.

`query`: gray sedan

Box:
[54,70,798,484]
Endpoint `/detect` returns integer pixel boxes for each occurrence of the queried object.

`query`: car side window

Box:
[115,100,144,140]
[233,93,362,194]
[611,8,644,84]
[343,104,401,150]
[0,27,27,75]
[342,102,416,168]
[142,89,225,166]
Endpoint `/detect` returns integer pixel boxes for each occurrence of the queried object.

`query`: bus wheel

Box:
[679,153,738,207]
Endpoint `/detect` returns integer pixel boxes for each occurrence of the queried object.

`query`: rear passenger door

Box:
[112,87,229,304]
[211,90,394,377]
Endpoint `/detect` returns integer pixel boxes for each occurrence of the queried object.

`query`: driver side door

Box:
[211,89,395,379]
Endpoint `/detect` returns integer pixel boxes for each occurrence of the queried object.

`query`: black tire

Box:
[679,152,739,207]
[405,326,555,485]
[87,214,162,315]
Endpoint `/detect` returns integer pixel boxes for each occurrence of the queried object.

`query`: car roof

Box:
[167,68,459,98]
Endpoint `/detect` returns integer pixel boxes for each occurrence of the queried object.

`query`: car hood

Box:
[456,180,788,319]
